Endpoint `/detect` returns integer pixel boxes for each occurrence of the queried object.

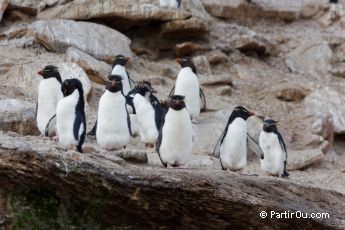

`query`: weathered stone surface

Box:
[38,0,210,31]
[161,16,209,37]
[216,85,232,96]
[0,99,39,135]
[116,150,148,163]
[210,22,275,55]
[288,149,324,170]
[330,63,345,78]
[304,87,345,134]
[276,83,308,102]
[0,0,9,22]
[29,19,133,63]
[8,0,45,15]
[174,42,207,57]
[66,47,111,84]
[201,0,328,21]
[207,50,228,65]
[0,132,344,229]
[285,40,332,78]
[200,74,233,86]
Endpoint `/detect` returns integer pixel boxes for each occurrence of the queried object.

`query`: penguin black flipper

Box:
[212,128,228,156]
[277,131,289,177]
[168,86,175,98]
[220,157,226,170]
[156,118,167,168]
[35,102,38,119]
[247,134,264,160]
[177,0,182,8]
[127,71,135,89]
[73,111,86,153]
[125,95,136,114]
[200,88,207,112]
[45,114,57,137]
[149,94,164,130]
[126,104,133,137]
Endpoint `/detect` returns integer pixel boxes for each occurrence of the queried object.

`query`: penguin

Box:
[169,57,206,122]
[159,0,182,8]
[87,61,135,138]
[96,75,132,150]
[132,81,164,148]
[259,119,289,177]
[56,78,86,153]
[215,106,255,171]
[156,95,193,167]
[111,55,134,96]
[329,0,338,3]
[36,65,63,137]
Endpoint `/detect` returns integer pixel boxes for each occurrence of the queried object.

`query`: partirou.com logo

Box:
[260,210,330,219]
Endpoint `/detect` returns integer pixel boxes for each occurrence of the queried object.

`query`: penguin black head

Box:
[106,75,123,93]
[329,0,338,3]
[38,65,62,84]
[176,57,197,74]
[112,55,130,68]
[168,95,186,111]
[263,119,279,133]
[132,81,157,96]
[231,106,255,121]
[61,78,84,97]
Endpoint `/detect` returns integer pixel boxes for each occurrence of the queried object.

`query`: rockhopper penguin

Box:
[56,78,86,153]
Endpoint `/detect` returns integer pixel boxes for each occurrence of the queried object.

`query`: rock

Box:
[334,43,345,62]
[288,149,324,170]
[330,63,345,78]
[38,0,210,31]
[161,16,209,37]
[0,0,9,22]
[116,150,148,163]
[216,85,232,96]
[285,40,332,78]
[192,55,212,76]
[29,19,133,63]
[66,47,111,84]
[310,114,335,154]
[318,3,345,27]
[38,0,190,27]
[207,50,228,65]
[174,42,207,57]
[201,0,327,22]
[185,155,217,169]
[0,99,39,135]
[8,0,45,15]
[200,74,233,86]
[210,23,275,56]
[276,83,308,102]
[304,87,345,134]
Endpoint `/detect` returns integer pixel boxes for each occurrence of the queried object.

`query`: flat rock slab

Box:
[0,99,39,135]
[288,149,324,170]
[8,0,45,16]
[29,19,133,63]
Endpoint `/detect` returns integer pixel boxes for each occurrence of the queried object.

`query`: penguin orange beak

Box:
[38,70,44,76]
[176,58,182,65]
[111,80,116,87]
[249,111,255,116]
[151,88,158,93]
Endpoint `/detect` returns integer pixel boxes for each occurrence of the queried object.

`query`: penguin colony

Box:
[35,1,289,177]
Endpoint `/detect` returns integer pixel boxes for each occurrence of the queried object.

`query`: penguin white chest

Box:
[111,65,131,95]
[174,68,200,119]
[220,118,247,171]
[259,132,285,176]
[159,0,179,8]
[96,91,130,150]
[133,94,158,144]
[37,78,63,134]
[159,109,193,166]
[56,90,79,148]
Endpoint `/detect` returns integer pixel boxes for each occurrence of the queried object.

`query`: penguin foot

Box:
[51,136,58,142]
[192,118,198,124]
[281,172,289,178]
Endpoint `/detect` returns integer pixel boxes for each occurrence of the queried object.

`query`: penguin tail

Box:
[76,145,83,153]
[87,121,97,136]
